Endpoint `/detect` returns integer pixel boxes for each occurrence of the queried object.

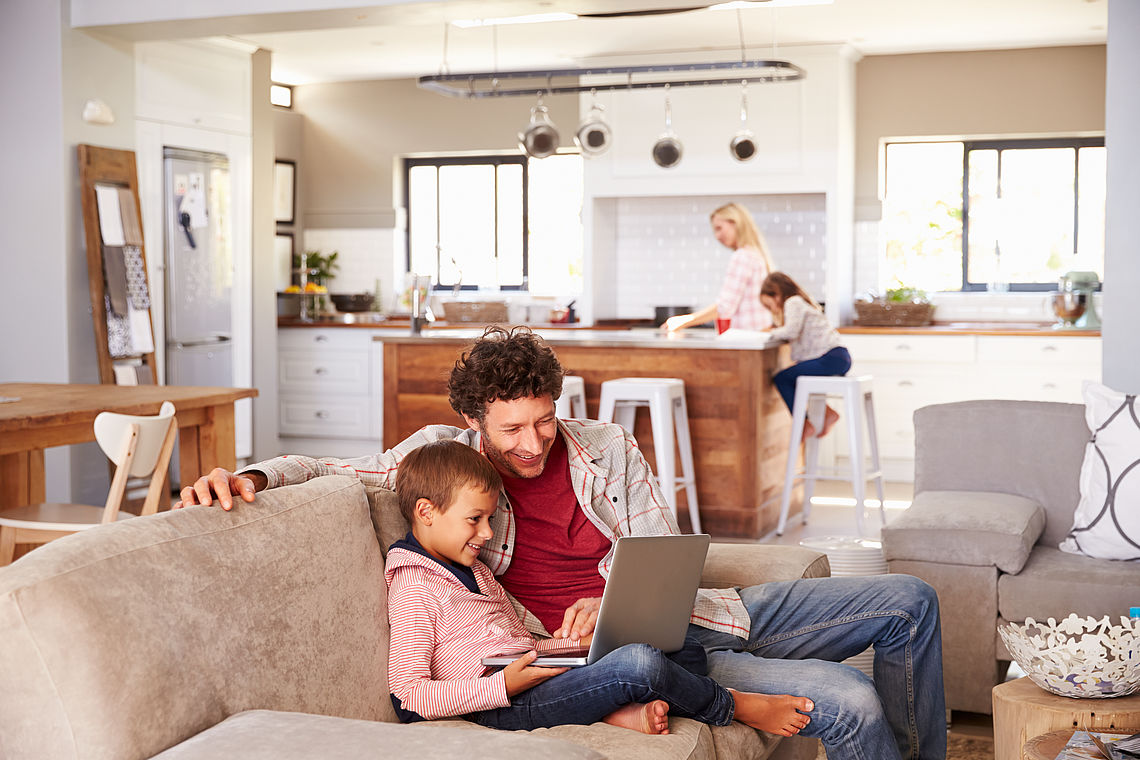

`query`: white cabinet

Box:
[277,329,383,452]
[829,333,1101,481]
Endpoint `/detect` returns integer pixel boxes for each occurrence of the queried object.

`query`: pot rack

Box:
[418,59,804,98]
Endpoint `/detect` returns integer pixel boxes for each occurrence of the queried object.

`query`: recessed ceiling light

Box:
[451,12,577,28]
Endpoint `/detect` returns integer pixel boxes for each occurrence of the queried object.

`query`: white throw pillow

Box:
[1060,381,1140,561]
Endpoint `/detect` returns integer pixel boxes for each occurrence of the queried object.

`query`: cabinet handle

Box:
[898,380,914,387]
[1042,345,1058,352]
[315,410,330,419]
[315,335,329,342]
[895,344,912,351]
[314,367,328,375]
[1043,382,1057,390]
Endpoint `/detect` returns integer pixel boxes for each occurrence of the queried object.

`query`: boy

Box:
[386,439,814,735]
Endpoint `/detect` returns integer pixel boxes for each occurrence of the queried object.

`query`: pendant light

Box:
[729,81,757,162]
[518,94,560,159]
[652,84,683,169]
[575,91,612,158]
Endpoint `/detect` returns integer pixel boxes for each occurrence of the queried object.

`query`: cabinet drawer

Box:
[278,328,373,351]
[975,336,1102,366]
[279,397,374,438]
[279,350,370,394]
[845,334,975,363]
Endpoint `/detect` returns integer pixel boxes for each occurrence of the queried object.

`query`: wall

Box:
[1102,0,1140,394]
[0,0,137,502]
[251,49,279,461]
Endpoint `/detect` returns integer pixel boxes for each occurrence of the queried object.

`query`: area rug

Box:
[814,733,994,759]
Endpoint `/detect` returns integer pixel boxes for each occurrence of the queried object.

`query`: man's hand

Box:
[554,597,602,639]
[174,468,266,510]
[502,651,568,697]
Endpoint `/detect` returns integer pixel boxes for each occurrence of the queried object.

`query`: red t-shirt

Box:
[496,434,610,635]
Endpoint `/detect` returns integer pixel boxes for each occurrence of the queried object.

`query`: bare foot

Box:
[818,406,840,438]
[730,690,814,736]
[802,419,817,440]
[602,700,670,735]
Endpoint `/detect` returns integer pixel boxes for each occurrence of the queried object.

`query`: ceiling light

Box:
[452,12,577,28]
[708,0,832,9]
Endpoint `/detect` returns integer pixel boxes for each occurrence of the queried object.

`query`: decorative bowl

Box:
[330,293,375,313]
[998,614,1140,698]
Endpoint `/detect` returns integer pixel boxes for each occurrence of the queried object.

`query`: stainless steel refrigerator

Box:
[163,147,233,392]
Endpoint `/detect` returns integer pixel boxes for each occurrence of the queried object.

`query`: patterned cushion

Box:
[1060,381,1140,561]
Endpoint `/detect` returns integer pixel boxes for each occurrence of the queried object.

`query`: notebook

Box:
[481,533,711,668]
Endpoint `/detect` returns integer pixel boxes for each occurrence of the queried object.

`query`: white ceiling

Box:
[217,0,1109,86]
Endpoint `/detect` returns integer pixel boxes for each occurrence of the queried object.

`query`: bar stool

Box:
[555,375,587,419]
[597,378,701,533]
[776,375,886,537]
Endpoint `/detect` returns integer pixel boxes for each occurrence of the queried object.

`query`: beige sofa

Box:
[0,474,829,760]
[881,399,1140,714]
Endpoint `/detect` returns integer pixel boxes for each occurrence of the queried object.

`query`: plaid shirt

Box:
[716,245,773,331]
[246,419,750,638]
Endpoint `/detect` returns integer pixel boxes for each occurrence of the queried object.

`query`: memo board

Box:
[78,144,159,386]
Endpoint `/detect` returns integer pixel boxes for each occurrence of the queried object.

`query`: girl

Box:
[664,203,775,333]
[760,272,852,439]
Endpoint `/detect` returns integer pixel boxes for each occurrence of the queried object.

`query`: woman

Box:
[663,203,774,333]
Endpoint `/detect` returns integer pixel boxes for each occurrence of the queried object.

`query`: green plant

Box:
[293,250,339,284]
[885,285,929,304]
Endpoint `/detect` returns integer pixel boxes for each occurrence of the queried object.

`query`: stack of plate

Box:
[798,535,889,678]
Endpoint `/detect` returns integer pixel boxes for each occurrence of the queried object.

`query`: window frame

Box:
[884,135,1105,292]
[403,154,530,292]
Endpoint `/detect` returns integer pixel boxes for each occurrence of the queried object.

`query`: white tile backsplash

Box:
[302,228,396,304]
[609,194,828,319]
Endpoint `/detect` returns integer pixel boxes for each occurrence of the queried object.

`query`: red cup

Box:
[715,318,732,334]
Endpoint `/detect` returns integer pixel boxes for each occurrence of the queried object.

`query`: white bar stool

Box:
[776,375,886,537]
[555,375,587,419]
[597,377,700,533]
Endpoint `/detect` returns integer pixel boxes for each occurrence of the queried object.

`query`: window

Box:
[404,154,583,294]
[882,137,1105,292]
[270,84,293,108]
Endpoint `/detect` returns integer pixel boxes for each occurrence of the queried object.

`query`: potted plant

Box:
[854,284,934,326]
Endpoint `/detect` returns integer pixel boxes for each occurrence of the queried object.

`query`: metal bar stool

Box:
[597,377,700,533]
[555,375,588,419]
[776,375,886,536]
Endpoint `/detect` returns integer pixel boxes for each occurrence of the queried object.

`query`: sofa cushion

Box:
[365,485,408,557]
[0,475,393,760]
[1059,381,1140,561]
[153,710,605,760]
[997,546,1140,623]
[881,490,1045,574]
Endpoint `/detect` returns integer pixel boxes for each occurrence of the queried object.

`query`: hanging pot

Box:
[729,81,756,162]
[652,85,682,169]
[519,100,559,159]
[576,99,612,158]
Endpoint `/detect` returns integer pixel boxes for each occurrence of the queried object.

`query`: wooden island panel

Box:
[383,337,800,539]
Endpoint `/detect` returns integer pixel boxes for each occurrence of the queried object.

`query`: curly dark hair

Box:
[448,326,564,423]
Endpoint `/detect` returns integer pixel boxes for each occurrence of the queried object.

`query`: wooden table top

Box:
[0,383,258,433]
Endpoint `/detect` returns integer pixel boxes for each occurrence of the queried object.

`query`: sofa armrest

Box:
[701,543,830,588]
[881,490,1045,574]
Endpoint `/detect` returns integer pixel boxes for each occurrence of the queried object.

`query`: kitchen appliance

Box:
[653,306,693,327]
[1051,270,1101,329]
[162,147,234,394]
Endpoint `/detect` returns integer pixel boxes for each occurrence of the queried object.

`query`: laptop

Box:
[481,533,711,668]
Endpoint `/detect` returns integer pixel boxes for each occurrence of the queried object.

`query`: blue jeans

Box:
[773,346,853,412]
[688,574,946,760]
[470,643,736,731]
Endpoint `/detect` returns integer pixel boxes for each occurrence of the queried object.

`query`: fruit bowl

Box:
[998,614,1140,698]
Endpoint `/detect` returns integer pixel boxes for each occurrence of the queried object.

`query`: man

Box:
[179,326,946,760]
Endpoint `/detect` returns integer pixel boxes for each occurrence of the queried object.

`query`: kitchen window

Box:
[881,137,1105,292]
[404,154,583,295]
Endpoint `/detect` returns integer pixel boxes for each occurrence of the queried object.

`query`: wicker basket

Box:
[853,301,934,327]
[442,301,510,323]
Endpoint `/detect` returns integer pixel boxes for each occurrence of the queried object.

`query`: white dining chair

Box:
[0,401,178,566]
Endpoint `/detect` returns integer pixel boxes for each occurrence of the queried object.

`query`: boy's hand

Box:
[502,651,568,697]
[555,597,602,639]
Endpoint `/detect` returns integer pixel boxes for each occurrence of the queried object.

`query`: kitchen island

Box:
[377,329,796,538]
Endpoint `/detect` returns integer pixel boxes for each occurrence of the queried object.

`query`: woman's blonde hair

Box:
[760,272,820,325]
[710,203,774,272]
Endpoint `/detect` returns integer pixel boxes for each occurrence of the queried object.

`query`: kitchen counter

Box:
[840,322,1100,336]
[376,331,796,539]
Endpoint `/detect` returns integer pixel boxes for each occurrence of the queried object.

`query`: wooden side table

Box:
[993,677,1140,760]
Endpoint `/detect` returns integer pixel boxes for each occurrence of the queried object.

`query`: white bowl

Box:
[999,614,1140,698]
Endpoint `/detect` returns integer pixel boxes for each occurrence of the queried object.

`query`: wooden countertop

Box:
[840,322,1100,337]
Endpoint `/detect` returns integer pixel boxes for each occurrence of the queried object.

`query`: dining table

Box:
[0,382,258,511]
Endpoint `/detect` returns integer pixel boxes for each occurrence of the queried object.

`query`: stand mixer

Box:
[1051,270,1101,329]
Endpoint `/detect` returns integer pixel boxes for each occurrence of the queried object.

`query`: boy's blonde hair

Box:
[395,440,503,524]
[710,202,774,273]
